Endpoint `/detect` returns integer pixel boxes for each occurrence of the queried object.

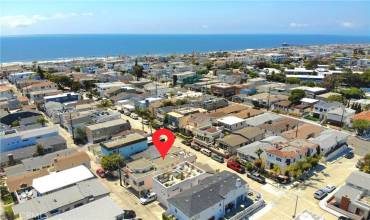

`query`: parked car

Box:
[123,210,136,219]
[96,168,106,178]
[181,140,191,146]
[140,192,157,205]
[322,185,336,193]
[123,110,131,116]
[130,113,139,120]
[190,144,201,151]
[247,172,266,184]
[314,189,328,200]
[338,216,351,220]
[200,148,212,157]
[211,153,224,163]
[227,160,245,174]
[142,119,149,125]
[345,151,354,159]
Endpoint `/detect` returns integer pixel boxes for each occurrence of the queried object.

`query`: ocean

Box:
[1,34,369,63]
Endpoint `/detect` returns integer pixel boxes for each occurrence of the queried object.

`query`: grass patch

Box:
[304,115,320,122]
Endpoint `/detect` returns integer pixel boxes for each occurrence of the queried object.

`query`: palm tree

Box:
[255,148,263,159]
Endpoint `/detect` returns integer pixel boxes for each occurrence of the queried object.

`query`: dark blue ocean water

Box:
[1,34,369,63]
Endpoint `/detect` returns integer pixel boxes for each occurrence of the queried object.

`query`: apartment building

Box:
[100,133,148,158]
[85,118,130,143]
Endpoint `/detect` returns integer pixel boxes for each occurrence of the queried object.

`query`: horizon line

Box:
[2,33,370,38]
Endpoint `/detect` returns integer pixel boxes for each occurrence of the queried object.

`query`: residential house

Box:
[244,112,282,127]
[22,81,57,95]
[309,129,349,157]
[167,171,250,220]
[326,107,356,126]
[290,86,327,98]
[265,140,318,172]
[210,83,237,97]
[243,93,288,108]
[54,151,91,171]
[328,171,370,220]
[95,81,128,96]
[13,179,109,220]
[43,92,80,104]
[8,72,38,84]
[258,118,299,136]
[32,165,95,195]
[216,116,246,131]
[100,133,148,158]
[85,118,130,143]
[152,162,208,208]
[0,135,67,167]
[216,127,265,157]
[5,169,49,195]
[282,123,322,140]
[193,125,223,149]
[47,197,125,220]
[313,101,343,120]
[4,148,77,177]
[122,146,196,195]
[0,126,59,153]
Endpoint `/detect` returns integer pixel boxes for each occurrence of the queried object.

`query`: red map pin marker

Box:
[152,128,175,159]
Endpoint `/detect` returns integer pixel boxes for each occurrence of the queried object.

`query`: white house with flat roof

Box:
[217,116,246,131]
[95,81,128,96]
[32,165,94,195]
[152,162,208,208]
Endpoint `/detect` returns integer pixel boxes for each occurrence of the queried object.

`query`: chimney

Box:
[339,196,350,211]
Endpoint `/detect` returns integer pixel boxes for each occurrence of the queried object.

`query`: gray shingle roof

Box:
[13,178,109,219]
[47,197,123,220]
[168,171,247,218]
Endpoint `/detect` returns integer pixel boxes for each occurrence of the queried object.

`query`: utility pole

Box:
[292,194,298,218]
[340,105,345,128]
[69,112,75,141]
[295,122,299,138]
[267,86,271,110]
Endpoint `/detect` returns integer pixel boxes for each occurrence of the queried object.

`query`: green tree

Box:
[74,127,87,144]
[97,99,113,108]
[272,164,281,175]
[248,71,258,78]
[255,148,263,159]
[35,144,45,156]
[11,120,20,127]
[352,119,370,136]
[37,116,47,126]
[133,59,144,80]
[289,89,305,105]
[286,77,300,84]
[101,153,125,172]
[196,69,208,75]
[341,87,364,99]
[327,94,344,103]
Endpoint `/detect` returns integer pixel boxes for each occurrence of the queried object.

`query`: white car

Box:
[322,185,336,193]
[130,113,139,120]
[140,192,157,205]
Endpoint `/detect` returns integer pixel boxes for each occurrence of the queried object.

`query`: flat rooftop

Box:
[101,133,146,149]
[32,165,94,194]
[217,115,245,125]
[154,162,204,188]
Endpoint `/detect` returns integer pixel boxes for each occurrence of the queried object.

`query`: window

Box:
[138,181,144,186]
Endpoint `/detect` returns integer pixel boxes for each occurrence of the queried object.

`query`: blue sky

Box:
[1,0,369,36]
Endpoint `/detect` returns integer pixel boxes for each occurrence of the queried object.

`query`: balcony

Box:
[225,192,265,220]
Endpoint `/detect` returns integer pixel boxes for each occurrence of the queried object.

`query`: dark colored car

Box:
[190,144,201,151]
[211,153,224,163]
[314,189,328,200]
[345,151,354,159]
[123,210,136,219]
[181,140,191,146]
[247,172,266,184]
[227,160,245,174]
